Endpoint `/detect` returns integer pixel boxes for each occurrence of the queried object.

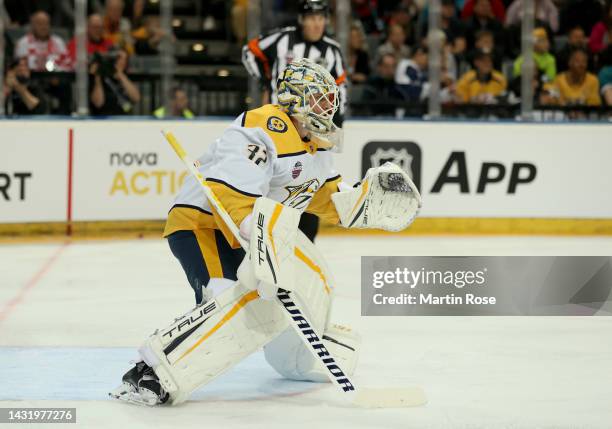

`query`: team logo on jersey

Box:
[267,116,288,133]
[282,178,320,210]
[291,161,303,179]
[246,143,268,167]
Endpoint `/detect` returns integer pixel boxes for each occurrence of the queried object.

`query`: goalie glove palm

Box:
[331,162,422,232]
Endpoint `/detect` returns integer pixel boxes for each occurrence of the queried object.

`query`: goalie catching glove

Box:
[331,162,422,232]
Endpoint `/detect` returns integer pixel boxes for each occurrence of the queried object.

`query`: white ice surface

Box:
[1,235,611,428]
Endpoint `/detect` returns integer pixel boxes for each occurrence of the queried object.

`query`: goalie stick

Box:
[162,131,426,408]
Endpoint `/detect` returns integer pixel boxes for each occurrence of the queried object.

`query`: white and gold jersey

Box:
[164,104,342,248]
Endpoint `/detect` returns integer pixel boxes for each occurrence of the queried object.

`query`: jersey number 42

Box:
[247,143,268,166]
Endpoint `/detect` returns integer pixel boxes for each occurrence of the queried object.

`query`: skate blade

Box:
[109,383,159,407]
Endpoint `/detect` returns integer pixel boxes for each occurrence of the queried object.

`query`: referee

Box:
[242,0,348,242]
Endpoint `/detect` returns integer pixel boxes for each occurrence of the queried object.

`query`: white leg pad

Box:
[264,322,361,383]
[263,231,361,382]
[139,281,288,405]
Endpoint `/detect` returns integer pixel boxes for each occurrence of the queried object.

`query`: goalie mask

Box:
[277,58,341,148]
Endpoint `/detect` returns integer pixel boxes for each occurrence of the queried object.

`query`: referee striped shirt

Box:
[242,26,347,118]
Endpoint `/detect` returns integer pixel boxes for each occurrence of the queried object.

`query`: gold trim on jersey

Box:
[163,178,257,249]
[243,104,318,156]
[206,179,258,248]
[306,175,342,225]
[163,205,217,237]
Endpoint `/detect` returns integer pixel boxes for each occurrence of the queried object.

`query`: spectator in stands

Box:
[363,53,397,94]
[461,0,505,22]
[348,23,370,84]
[598,47,612,105]
[509,62,555,105]
[3,57,48,115]
[418,0,466,57]
[13,11,74,115]
[153,88,194,119]
[589,1,612,55]
[395,44,429,103]
[376,23,411,64]
[455,50,507,103]
[560,0,602,39]
[557,26,592,73]
[89,49,141,115]
[441,34,458,87]
[4,0,101,27]
[352,0,384,34]
[469,29,502,70]
[513,28,556,82]
[132,15,173,55]
[549,47,601,105]
[103,0,134,54]
[419,32,458,104]
[67,14,115,68]
[378,0,419,25]
[505,0,559,33]
[388,4,417,47]
[358,53,402,115]
[463,0,504,51]
[14,11,69,71]
[441,0,467,57]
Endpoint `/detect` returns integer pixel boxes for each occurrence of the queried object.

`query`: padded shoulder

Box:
[242,104,313,156]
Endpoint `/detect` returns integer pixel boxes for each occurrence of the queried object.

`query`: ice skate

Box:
[109,361,169,406]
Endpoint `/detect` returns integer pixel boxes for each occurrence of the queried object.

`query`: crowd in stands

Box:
[348,0,612,114]
[2,0,612,117]
[2,0,182,116]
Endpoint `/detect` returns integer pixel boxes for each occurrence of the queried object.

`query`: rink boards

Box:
[1,119,611,234]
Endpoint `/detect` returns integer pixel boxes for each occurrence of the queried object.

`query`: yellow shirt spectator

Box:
[455,70,507,103]
[553,72,601,106]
